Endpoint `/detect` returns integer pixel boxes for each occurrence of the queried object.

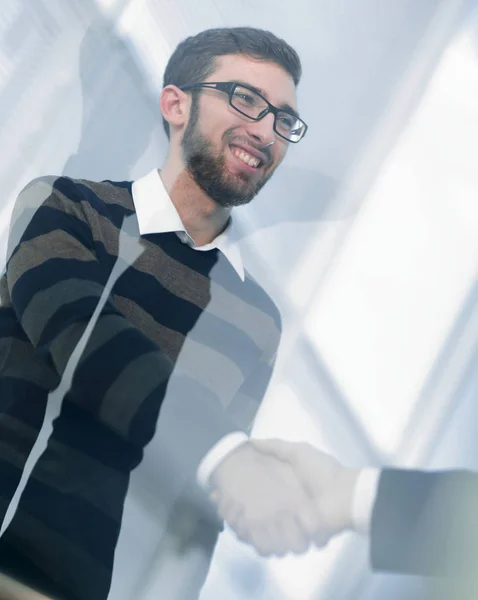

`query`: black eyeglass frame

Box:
[178,81,308,143]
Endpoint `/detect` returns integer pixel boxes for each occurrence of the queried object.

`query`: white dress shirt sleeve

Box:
[196,432,249,491]
[352,468,381,535]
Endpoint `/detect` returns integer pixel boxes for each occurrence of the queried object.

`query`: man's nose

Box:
[246,112,276,146]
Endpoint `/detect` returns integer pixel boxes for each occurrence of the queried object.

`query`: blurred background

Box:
[0,1,477,598]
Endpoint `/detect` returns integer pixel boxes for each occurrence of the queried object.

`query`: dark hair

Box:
[161,26,302,138]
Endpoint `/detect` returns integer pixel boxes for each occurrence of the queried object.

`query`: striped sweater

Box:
[0,175,281,600]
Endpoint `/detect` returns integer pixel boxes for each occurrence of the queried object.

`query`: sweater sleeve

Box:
[5,175,240,478]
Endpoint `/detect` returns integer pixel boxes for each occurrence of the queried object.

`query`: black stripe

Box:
[10,259,106,317]
[0,379,48,425]
[55,399,143,471]
[75,180,134,229]
[9,205,94,256]
[4,472,123,565]
[0,308,30,340]
[71,329,170,412]
[114,266,263,368]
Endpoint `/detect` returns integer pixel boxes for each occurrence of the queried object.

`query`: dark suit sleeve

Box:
[370,468,478,578]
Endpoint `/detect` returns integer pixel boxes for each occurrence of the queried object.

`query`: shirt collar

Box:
[131,168,244,281]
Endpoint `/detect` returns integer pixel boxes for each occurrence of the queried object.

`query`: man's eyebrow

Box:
[231,80,300,118]
[278,103,299,118]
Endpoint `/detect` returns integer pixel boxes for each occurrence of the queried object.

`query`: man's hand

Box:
[208,441,322,557]
[251,439,360,547]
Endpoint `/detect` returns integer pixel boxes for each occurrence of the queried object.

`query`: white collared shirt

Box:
[132,168,244,281]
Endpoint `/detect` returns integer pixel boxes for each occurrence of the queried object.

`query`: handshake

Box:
[208,440,360,557]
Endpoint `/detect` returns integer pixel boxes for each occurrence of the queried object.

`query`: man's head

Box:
[160,27,304,208]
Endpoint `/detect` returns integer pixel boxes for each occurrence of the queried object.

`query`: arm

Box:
[5,175,241,479]
[246,440,478,579]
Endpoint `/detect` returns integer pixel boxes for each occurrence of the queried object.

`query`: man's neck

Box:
[158,162,232,247]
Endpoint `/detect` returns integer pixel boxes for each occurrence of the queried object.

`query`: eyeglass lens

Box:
[230,85,305,142]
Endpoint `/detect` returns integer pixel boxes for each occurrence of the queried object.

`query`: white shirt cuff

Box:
[196,432,249,491]
[352,468,381,535]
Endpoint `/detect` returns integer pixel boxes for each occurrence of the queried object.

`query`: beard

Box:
[180,98,275,208]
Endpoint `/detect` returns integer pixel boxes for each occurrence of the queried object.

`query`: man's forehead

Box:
[211,54,298,109]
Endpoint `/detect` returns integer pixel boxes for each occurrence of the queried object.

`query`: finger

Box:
[250,523,278,557]
[311,509,333,548]
[229,514,251,543]
[249,513,307,558]
[296,495,322,536]
[233,516,278,557]
[230,515,267,552]
[275,513,310,556]
[259,519,289,557]
[218,497,245,526]
[251,439,297,463]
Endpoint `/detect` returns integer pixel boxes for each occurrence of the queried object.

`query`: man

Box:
[0,26,318,600]
[218,439,478,597]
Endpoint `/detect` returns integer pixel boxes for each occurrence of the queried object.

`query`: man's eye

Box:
[234,92,255,104]
[279,116,294,129]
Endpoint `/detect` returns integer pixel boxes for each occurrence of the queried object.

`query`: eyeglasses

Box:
[178,81,308,143]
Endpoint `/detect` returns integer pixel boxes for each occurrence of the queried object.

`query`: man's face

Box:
[180,54,298,208]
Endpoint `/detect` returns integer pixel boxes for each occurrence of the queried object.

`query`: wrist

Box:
[209,440,251,489]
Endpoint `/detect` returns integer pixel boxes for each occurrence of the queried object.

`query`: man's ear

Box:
[160,85,190,134]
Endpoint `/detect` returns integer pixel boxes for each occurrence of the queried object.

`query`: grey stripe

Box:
[5,507,111,591]
[173,336,245,409]
[113,295,184,361]
[21,278,105,347]
[0,275,12,307]
[101,297,246,412]
[226,389,261,433]
[0,415,126,519]
[49,314,132,375]
[134,241,278,348]
[7,177,90,261]
[49,322,86,375]
[100,351,173,437]
[207,279,279,351]
[78,178,134,210]
[7,229,95,292]
[0,337,58,389]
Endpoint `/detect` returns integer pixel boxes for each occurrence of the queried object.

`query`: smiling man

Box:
[0,27,313,600]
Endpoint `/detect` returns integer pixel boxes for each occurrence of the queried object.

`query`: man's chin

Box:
[212,185,256,208]
[212,193,254,209]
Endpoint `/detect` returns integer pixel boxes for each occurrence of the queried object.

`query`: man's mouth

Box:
[229,145,264,170]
